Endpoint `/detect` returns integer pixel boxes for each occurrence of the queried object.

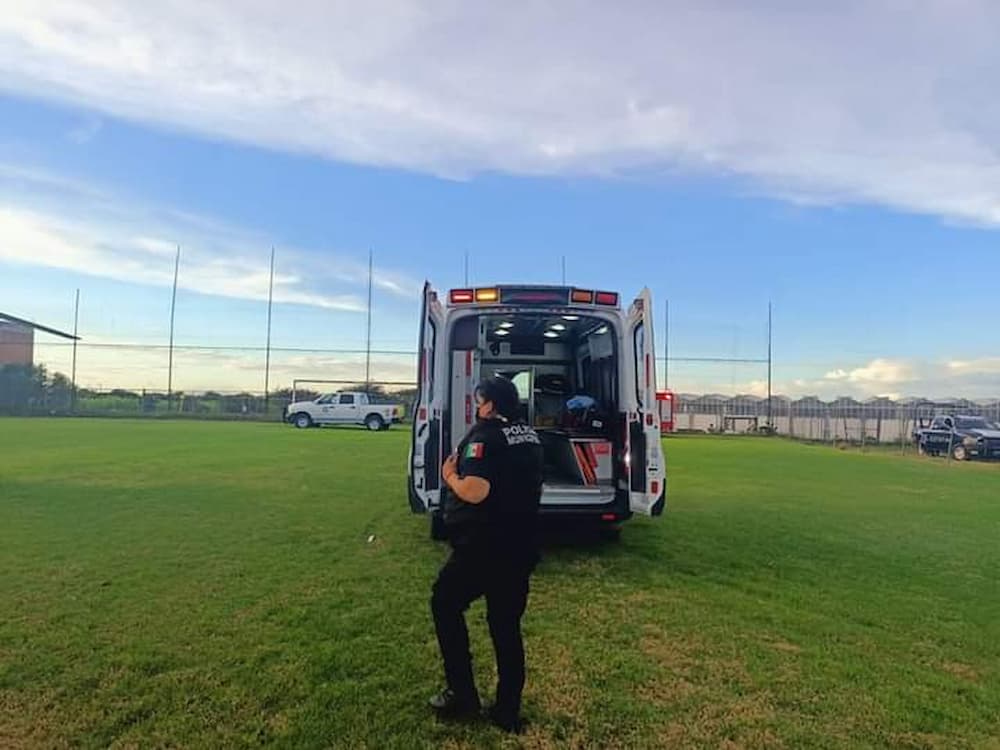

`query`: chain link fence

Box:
[1,382,419,420]
[673,394,1000,448]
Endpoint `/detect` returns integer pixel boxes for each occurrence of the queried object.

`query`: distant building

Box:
[0,312,79,367]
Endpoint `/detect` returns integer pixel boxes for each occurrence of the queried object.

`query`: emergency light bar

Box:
[447,286,620,307]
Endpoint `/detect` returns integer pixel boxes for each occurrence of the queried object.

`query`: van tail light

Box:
[601,513,617,521]
[651,480,659,496]
[475,288,499,302]
[571,289,594,303]
[595,291,619,306]
[450,289,474,303]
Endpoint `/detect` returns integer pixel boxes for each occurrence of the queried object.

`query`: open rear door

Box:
[627,288,666,516]
[408,282,445,513]
[450,348,482,453]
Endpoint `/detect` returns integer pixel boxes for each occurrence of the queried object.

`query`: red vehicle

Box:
[656,390,675,433]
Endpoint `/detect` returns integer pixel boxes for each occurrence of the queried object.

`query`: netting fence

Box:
[673,394,1000,448]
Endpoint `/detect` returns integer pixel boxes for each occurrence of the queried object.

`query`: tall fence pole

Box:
[664,298,669,390]
[365,250,373,392]
[167,245,180,410]
[767,301,773,429]
[264,246,275,414]
[71,288,80,413]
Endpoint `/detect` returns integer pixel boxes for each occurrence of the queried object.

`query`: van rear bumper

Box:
[538,490,631,522]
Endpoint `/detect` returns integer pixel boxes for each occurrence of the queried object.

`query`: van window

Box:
[633,322,645,409]
[509,371,531,401]
[427,318,437,402]
[450,316,478,349]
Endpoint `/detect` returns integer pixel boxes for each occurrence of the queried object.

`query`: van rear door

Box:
[627,288,666,516]
[450,348,481,452]
[409,282,445,513]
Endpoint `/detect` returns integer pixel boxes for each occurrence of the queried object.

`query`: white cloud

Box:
[0,204,367,310]
[67,114,102,143]
[668,356,1000,400]
[2,3,1000,223]
[823,358,913,385]
[0,165,421,311]
[946,357,1000,375]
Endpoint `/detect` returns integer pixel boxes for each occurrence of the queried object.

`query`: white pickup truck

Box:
[285,391,402,431]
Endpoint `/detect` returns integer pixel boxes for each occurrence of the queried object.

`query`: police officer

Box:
[429,375,544,734]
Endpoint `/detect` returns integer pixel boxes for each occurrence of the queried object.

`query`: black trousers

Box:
[431,545,533,717]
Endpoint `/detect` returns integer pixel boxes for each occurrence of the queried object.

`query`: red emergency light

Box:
[449,285,621,307]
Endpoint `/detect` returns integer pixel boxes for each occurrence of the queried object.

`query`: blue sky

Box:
[1,2,999,397]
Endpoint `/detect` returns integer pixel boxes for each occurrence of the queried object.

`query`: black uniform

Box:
[431,416,544,722]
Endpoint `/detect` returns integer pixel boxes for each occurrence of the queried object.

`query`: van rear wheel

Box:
[430,512,448,541]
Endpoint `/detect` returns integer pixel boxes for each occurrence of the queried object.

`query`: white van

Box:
[407,284,666,539]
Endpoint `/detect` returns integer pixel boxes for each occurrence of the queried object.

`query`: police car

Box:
[914,414,1000,461]
[407,284,666,539]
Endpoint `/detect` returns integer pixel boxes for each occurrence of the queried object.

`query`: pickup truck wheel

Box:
[365,414,385,432]
[293,412,313,429]
[952,444,968,461]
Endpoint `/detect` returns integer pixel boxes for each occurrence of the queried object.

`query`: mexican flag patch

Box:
[465,442,485,459]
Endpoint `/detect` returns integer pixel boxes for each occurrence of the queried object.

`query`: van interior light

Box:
[596,325,609,334]
[551,323,566,331]
[544,331,559,338]
[495,329,510,336]
[498,321,515,329]
[562,315,579,321]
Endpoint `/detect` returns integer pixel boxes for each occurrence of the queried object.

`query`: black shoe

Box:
[429,688,481,720]
[488,705,526,734]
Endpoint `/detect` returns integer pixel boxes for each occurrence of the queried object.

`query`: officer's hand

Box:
[442,453,458,482]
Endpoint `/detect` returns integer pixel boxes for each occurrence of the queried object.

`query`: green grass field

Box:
[1,420,998,749]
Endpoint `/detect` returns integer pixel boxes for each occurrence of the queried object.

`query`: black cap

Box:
[475,375,520,420]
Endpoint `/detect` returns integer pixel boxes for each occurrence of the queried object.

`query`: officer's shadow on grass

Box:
[537,519,623,551]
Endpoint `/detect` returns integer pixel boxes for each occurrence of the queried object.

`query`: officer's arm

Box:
[444,472,491,504]
[443,447,492,504]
